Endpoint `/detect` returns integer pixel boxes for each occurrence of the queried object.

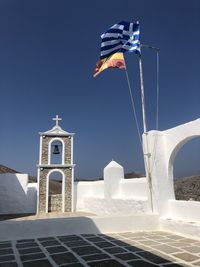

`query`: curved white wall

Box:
[146,118,200,216]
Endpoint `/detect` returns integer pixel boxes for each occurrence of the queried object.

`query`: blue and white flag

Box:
[100,21,140,59]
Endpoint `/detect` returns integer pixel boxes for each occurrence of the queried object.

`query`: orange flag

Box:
[94,52,125,77]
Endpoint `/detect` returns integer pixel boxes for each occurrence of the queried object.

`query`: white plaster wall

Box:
[119,178,147,198]
[26,183,38,213]
[83,197,148,215]
[74,181,104,210]
[168,199,200,221]
[74,177,148,215]
[0,174,37,214]
[160,217,200,240]
[104,161,124,199]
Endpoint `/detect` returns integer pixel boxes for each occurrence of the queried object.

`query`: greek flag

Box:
[100,21,140,60]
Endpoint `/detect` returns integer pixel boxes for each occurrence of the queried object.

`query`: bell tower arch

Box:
[37,115,75,213]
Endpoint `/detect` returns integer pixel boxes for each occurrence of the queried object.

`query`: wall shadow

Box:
[0,174,37,214]
[1,222,187,267]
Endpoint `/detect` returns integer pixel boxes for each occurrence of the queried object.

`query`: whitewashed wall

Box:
[167,199,200,221]
[0,174,37,214]
[74,161,148,215]
[119,178,147,198]
[74,180,104,210]
[0,165,148,216]
[74,178,148,215]
[146,118,200,216]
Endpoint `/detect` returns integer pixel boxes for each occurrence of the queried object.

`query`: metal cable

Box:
[124,60,143,149]
[156,50,159,130]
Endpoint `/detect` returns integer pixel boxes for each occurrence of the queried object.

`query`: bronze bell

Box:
[53,145,60,155]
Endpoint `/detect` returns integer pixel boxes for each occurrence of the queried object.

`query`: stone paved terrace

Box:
[0,231,200,267]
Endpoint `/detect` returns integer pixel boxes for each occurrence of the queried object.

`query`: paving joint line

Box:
[12,240,22,267]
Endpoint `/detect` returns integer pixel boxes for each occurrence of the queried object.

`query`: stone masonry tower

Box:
[37,115,75,213]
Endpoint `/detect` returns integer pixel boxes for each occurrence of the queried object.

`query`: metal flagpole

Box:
[138,54,154,213]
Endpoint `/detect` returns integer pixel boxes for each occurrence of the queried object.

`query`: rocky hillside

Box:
[0,164,36,183]
[174,175,200,201]
[0,164,60,194]
[124,171,144,178]
[76,171,144,181]
[0,165,18,174]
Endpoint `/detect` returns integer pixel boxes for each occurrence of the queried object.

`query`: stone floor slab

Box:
[20,252,46,262]
[115,252,139,261]
[112,240,132,246]
[87,259,125,267]
[181,238,199,244]
[16,242,38,249]
[193,260,200,266]
[173,252,199,262]
[128,259,158,266]
[125,245,146,253]
[168,242,193,248]
[0,255,15,263]
[0,262,18,267]
[58,235,83,242]
[0,249,13,256]
[17,239,35,243]
[38,237,55,241]
[18,247,42,255]
[0,244,12,250]
[137,251,171,264]
[40,240,60,247]
[45,245,68,254]
[0,231,200,267]
[51,252,78,265]
[165,235,183,241]
[159,264,183,267]
[23,259,53,267]
[85,237,105,242]
[94,241,115,248]
[83,253,110,261]
[182,246,200,253]
[63,240,90,248]
[59,264,85,267]
[71,245,102,256]
[103,247,127,254]
[152,244,181,254]
[139,240,161,246]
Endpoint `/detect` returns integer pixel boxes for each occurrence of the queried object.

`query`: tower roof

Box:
[39,115,75,136]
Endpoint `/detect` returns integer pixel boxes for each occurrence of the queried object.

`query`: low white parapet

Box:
[74,160,148,215]
[168,199,200,222]
[119,178,147,198]
[83,197,148,215]
[0,214,159,241]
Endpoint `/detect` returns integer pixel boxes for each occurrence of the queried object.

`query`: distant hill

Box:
[0,164,36,183]
[0,164,200,200]
[125,171,144,178]
[0,165,19,174]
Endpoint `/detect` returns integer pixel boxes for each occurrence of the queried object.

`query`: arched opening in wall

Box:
[48,171,64,212]
[50,140,63,164]
[173,137,200,201]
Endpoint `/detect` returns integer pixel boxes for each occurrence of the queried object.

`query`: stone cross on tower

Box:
[53,115,62,127]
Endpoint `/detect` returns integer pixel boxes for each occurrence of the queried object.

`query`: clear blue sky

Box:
[0,0,200,179]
